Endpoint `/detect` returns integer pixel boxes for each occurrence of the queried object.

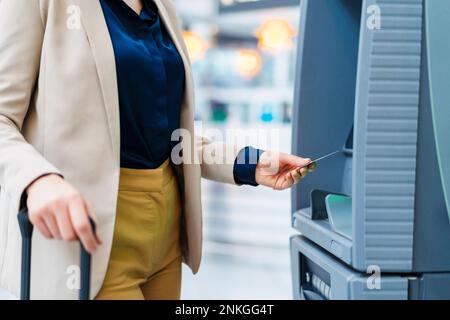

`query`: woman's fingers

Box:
[43,213,62,240]
[33,217,53,239]
[55,208,77,242]
[292,169,303,184]
[26,174,102,252]
[299,167,309,177]
[280,167,308,189]
[85,200,103,245]
[307,162,317,172]
[69,197,98,254]
[279,153,312,168]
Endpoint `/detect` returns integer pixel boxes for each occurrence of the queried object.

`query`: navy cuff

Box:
[233,147,265,186]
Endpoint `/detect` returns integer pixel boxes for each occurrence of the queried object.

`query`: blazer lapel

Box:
[74,0,121,166]
[153,0,197,168]
[153,0,189,64]
[154,0,195,113]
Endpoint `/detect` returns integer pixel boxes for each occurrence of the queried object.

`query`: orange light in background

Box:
[236,49,263,78]
[182,30,208,63]
[255,19,297,53]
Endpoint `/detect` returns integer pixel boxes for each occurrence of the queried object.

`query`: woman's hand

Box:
[26,174,102,254]
[255,151,316,190]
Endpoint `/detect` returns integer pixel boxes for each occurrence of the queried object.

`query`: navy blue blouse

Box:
[100,0,261,185]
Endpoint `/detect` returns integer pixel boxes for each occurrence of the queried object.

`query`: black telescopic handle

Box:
[79,218,95,300]
[17,208,95,300]
[17,208,33,300]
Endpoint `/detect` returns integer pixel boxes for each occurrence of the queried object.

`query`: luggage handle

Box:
[17,208,95,300]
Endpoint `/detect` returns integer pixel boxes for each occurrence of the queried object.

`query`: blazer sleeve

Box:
[195,135,242,185]
[0,0,61,206]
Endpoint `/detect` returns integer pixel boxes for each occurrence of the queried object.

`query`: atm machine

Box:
[290,0,450,300]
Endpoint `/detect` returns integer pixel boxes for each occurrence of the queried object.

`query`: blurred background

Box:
[173,0,301,299]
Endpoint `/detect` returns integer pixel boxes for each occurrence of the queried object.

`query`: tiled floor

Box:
[181,255,292,300]
[0,288,15,300]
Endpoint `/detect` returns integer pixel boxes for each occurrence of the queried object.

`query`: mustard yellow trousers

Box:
[96,159,182,300]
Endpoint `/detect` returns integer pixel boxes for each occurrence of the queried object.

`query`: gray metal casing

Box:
[291,236,450,300]
[291,0,450,275]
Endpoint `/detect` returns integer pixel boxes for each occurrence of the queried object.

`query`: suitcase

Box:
[17,207,94,300]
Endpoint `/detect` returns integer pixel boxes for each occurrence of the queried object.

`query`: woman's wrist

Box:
[26,173,64,196]
[233,147,265,186]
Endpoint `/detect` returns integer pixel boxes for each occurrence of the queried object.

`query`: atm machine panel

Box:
[290,0,450,299]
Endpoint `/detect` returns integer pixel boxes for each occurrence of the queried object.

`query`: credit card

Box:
[312,150,341,164]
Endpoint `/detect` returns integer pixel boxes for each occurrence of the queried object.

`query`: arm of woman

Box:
[0,0,100,252]
[194,136,315,189]
[0,0,60,203]
[195,136,243,185]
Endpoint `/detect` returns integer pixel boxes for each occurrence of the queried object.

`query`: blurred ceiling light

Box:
[236,49,263,78]
[182,30,208,63]
[255,19,297,53]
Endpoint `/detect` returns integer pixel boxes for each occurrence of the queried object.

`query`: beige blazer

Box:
[0,0,241,299]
